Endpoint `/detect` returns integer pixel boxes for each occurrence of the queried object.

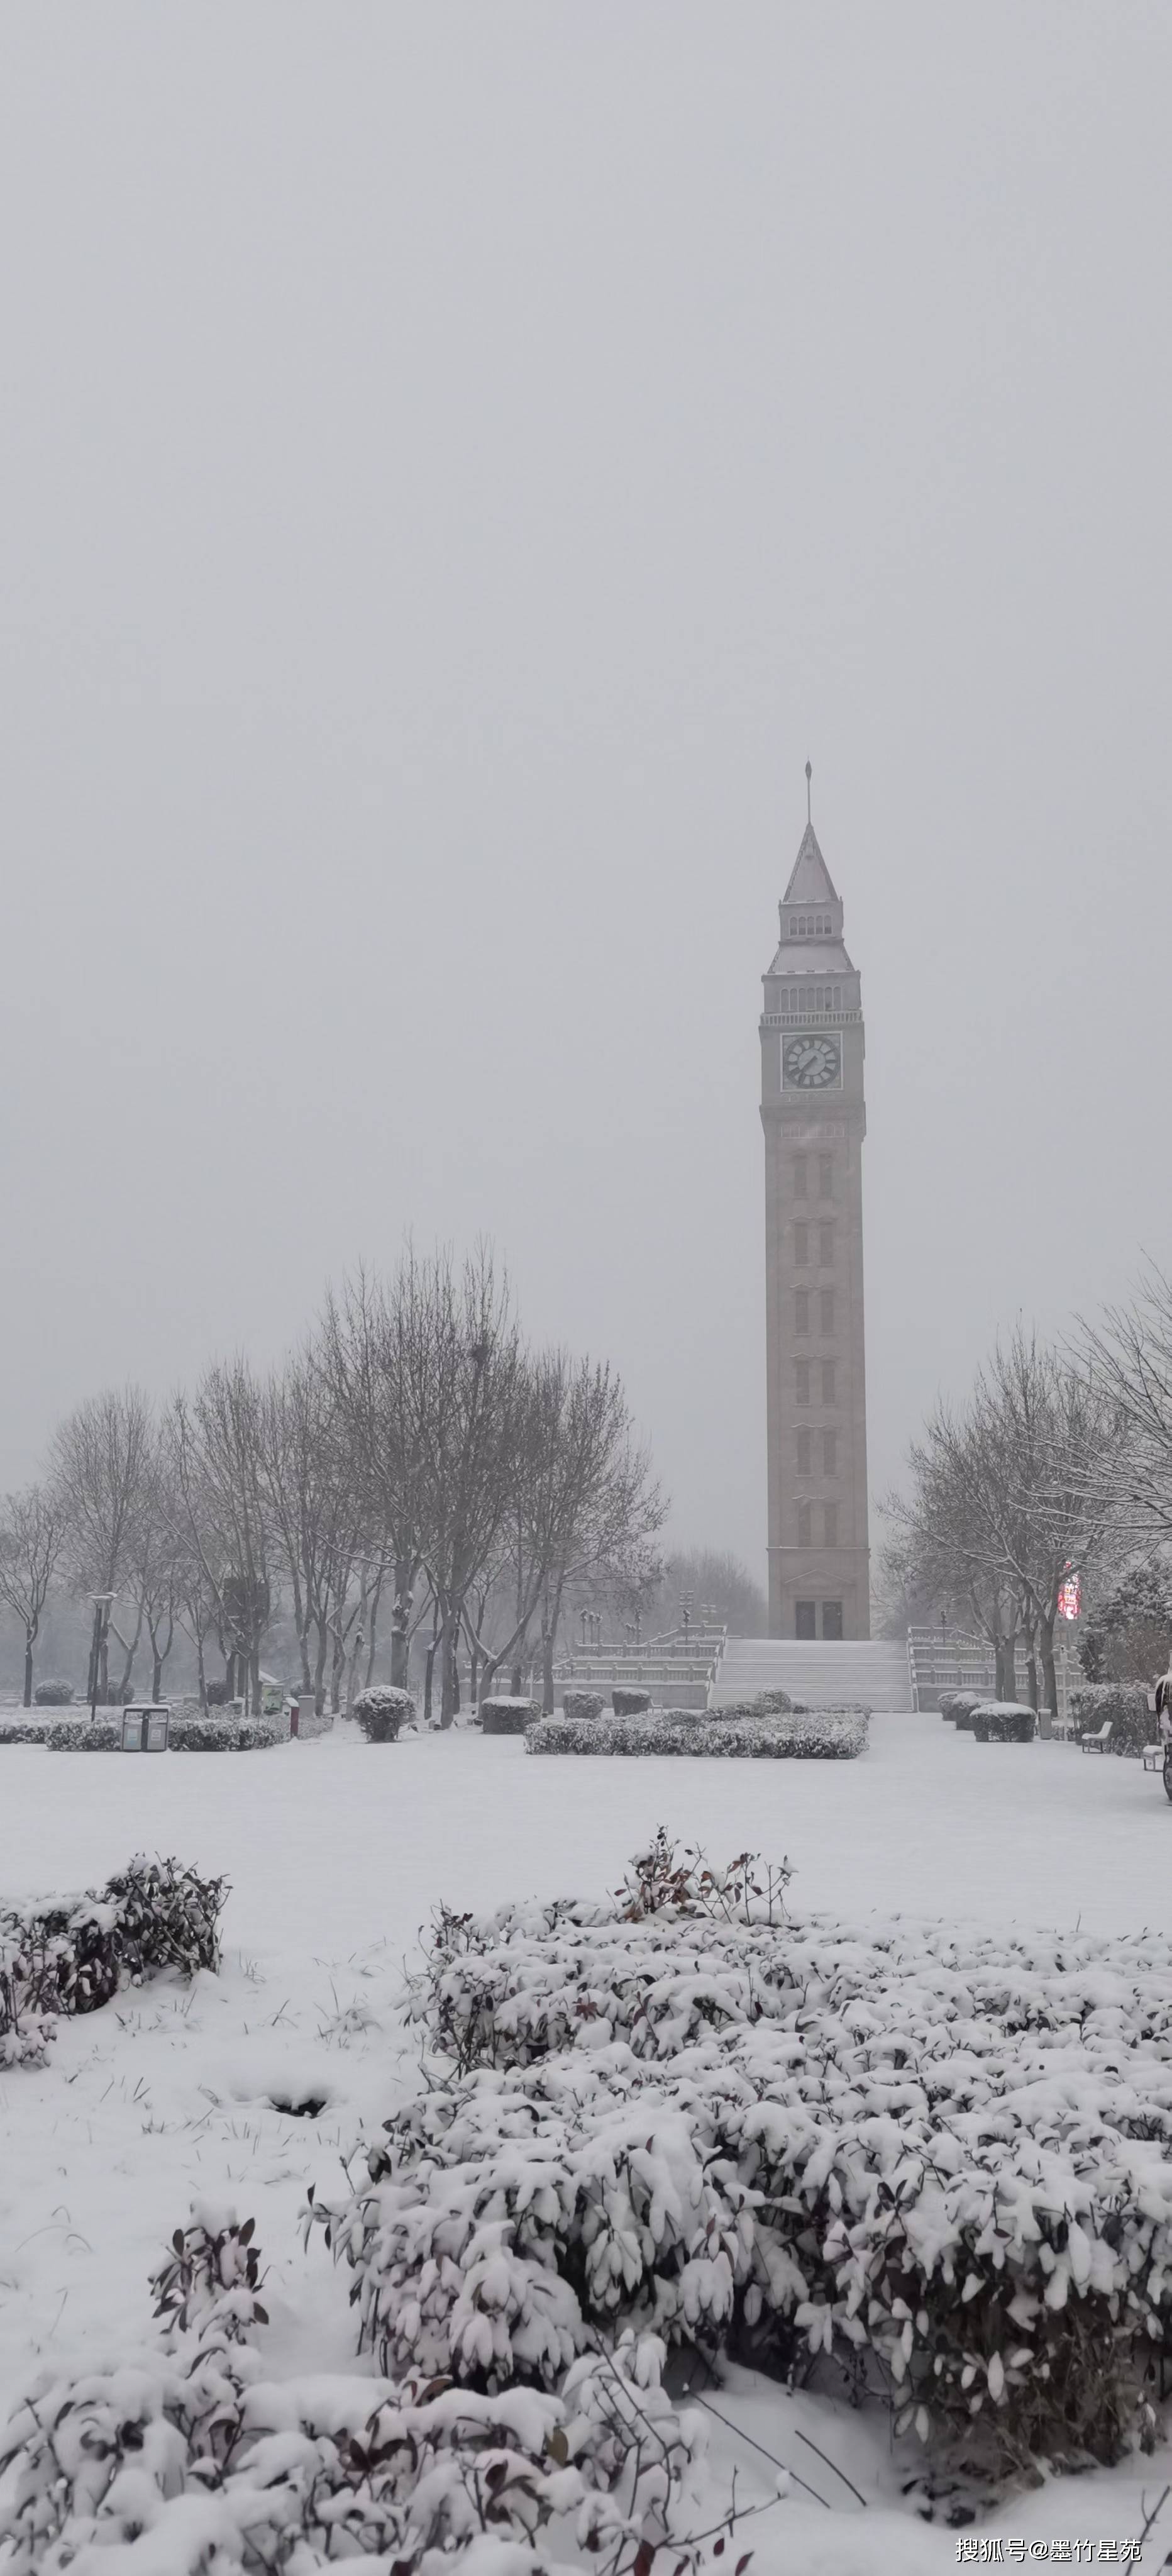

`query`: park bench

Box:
[1080,1720,1113,1754]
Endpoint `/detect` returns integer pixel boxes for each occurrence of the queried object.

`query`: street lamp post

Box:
[89,1592,118,1726]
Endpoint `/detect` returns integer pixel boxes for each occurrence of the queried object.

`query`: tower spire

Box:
[805,758,812,826]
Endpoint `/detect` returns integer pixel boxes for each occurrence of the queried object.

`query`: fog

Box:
[1,3,1169,1580]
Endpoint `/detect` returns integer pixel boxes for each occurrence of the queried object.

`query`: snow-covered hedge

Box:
[949,1692,985,1731]
[612,1687,651,1715]
[323,1862,1172,2478]
[526,1707,868,1759]
[480,1696,541,1735]
[33,1679,73,1706]
[168,1714,281,1752]
[1,1855,227,2069]
[43,1716,122,1752]
[238,1716,283,1750]
[0,2209,712,2575]
[561,1690,605,1722]
[1069,1679,1152,1755]
[0,1717,51,1745]
[352,1684,417,1742]
[969,1701,1036,1743]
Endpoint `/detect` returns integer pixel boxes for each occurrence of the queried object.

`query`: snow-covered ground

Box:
[3,1714,1171,2572]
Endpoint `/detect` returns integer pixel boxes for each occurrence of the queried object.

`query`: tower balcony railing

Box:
[760,1008,864,1030]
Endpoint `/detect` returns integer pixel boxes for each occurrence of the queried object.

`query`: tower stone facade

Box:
[761,806,870,1638]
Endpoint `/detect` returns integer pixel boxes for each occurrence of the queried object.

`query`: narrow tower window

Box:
[820,1289,835,1336]
[795,1289,809,1334]
[819,1223,834,1267]
[795,1359,810,1406]
[793,1222,809,1266]
[797,1501,812,1546]
[793,1156,807,1198]
[819,1155,833,1201]
[797,1428,812,1475]
[821,1358,836,1405]
[823,1428,837,1475]
[824,1502,839,1548]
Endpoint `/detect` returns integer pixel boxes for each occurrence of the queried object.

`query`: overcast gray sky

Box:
[1,4,1169,1580]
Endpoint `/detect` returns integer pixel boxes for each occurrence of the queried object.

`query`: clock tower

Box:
[760,780,870,1638]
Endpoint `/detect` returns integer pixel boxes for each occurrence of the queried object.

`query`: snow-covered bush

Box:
[336,1849,1172,2480]
[948,1692,985,1731]
[205,1675,232,1706]
[0,1855,227,2068]
[352,1684,416,1741]
[33,1679,73,1706]
[0,1717,50,1745]
[480,1696,541,1735]
[169,1713,241,1750]
[704,1692,811,1721]
[44,1716,121,1751]
[527,1707,868,1759]
[561,1690,604,1721]
[0,2210,712,2576]
[1069,1679,1151,1755]
[238,1716,282,1750]
[612,1687,651,1715]
[969,1701,1036,1743]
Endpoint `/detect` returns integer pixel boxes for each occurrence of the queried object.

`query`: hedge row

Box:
[1,1855,228,2068]
[526,1707,868,1759]
[34,1714,284,1753]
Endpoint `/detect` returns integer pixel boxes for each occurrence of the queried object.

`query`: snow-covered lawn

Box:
[3,1714,1171,2572]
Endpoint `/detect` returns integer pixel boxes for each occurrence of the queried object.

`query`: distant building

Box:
[760,789,870,1638]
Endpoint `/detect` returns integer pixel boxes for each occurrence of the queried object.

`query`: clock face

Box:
[782,1032,842,1091]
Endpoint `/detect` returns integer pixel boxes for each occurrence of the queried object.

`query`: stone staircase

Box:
[711,1636,912,1713]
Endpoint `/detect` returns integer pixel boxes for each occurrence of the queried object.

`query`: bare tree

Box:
[0,1485,65,1705]
[170,1360,272,1714]
[1081,1264,1172,1551]
[474,1348,666,1713]
[50,1385,154,1708]
[257,1353,372,1716]
[320,1264,430,1692]
[888,1329,1117,1715]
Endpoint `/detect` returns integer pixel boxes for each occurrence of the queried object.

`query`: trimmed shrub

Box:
[204,1677,231,1706]
[480,1696,541,1736]
[45,1717,121,1752]
[1068,1679,1152,1756]
[611,1687,651,1716]
[33,1680,73,1707]
[1,1855,227,2066]
[560,1690,605,1722]
[970,1701,1036,1743]
[528,1707,868,1759]
[949,1690,985,1731]
[0,1718,50,1745]
[352,1684,417,1743]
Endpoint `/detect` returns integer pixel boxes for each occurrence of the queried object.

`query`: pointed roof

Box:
[782,821,839,909]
